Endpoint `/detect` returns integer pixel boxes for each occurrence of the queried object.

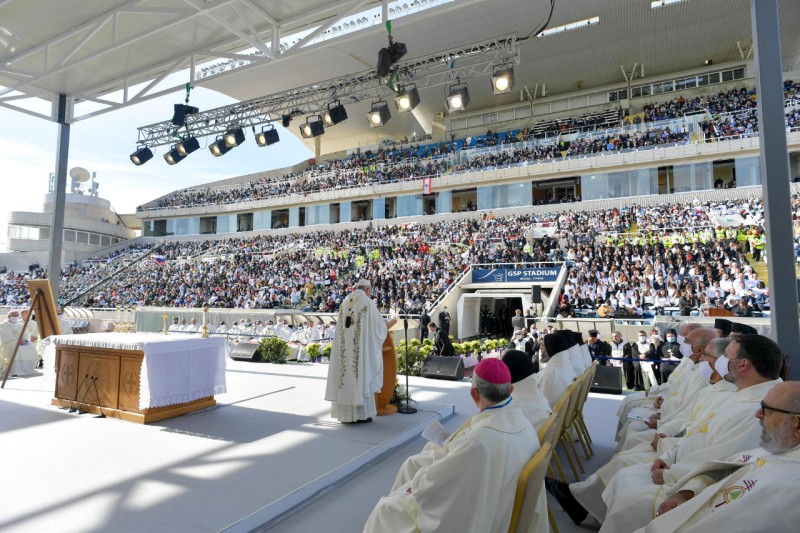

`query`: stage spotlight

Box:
[255,125,280,146]
[171,104,199,127]
[377,39,407,77]
[130,146,153,166]
[164,145,186,165]
[176,136,200,157]
[367,101,391,128]
[491,65,515,95]
[224,127,246,147]
[209,136,232,157]
[445,81,470,113]
[323,101,348,126]
[395,84,420,112]
[300,116,325,138]
[282,114,292,127]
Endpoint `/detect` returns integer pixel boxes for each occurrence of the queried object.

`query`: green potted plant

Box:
[322,342,332,362]
[307,343,321,363]
[258,337,289,364]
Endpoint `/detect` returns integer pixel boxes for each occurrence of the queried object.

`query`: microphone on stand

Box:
[397,307,417,414]
[88,377,107,418]
[69,374,91,413]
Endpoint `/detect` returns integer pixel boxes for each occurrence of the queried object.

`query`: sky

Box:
[0,86,313,250]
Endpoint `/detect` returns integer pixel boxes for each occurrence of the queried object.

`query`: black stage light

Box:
[224,127,246,147]
[446,82,470,113]
[209,136,232,157]
[171,104,199,126]
[491,65,515,95]
[164,145,186,165]
[367,101,391,128]
[255,125,280,146]
[299,116,325,138]
[130,146,153,166]
[395,85,420,112]
[323,101,348,126]
[176,136,200,157]
[282,114,292,127]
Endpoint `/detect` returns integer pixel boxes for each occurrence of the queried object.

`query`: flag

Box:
[422,176,432,194]
[153,255,166,265]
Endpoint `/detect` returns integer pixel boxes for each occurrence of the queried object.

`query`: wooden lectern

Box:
[375,333,398,415]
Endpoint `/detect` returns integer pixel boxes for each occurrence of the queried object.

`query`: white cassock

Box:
[616,364,709,452]
[513,373,552,433]
[365,400,541,533]
[168,323,181,333]
[616,351,696,423]
[568,344,586,375]
[0,319,38,376]
[635,445,800,533]
[539,348,577,408]
[597,379,783,532]
[325,289,387,423]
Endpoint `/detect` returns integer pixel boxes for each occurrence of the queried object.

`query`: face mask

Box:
[7,316,19,323]
[651,335,660,342]
[696,361,714,381]
[677,335,686,344]
[715,355,736,379]
[638,336,648,343]
[666,336,676,343]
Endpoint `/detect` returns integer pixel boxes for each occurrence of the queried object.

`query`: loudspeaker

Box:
[229,343,260,361]
[590,365,622,394]
[421,356,464,381]
[531,285,542,304]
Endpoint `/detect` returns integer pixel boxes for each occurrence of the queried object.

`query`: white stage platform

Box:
[0,359,456,533]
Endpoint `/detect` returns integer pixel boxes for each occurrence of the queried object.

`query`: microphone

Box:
[75,374,94,415]
[88,377,106,418]
[69,374,91,413]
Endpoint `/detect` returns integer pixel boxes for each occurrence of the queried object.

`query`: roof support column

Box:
[751,0,799,378]
[49,93,70,303]
[314,136,322,159]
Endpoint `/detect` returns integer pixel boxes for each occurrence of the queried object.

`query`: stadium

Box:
[2,1,800,532]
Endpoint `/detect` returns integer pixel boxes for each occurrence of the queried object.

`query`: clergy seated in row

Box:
[363,358,541,533]
[502,349,551,433]
[614,328,719,453]
[538,330,578,408]
[638,381,800,533]
[0,308,38,376]
[546,333,784,531]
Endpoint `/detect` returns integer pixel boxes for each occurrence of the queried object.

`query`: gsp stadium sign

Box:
[472,267,562,283]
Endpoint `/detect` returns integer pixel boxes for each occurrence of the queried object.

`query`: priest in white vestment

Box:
[547,334,784,528]
[636,381,800,533]
[502,349,552,432]
[539,331,578,408]
[325,279,395,423]
[365,358,538,533]
[0,309,38,376]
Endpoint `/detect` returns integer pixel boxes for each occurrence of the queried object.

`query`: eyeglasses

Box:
[760,400,800,416]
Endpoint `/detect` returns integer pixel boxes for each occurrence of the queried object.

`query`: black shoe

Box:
[545,477,588,525]
[355,417,373,423]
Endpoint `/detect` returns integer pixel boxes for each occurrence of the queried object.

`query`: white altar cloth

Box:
[43,332,227,409]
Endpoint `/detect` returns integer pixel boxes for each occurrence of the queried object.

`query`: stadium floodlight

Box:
[445,81,470,113]
[224,127,246,147]
[323,101,348,126]
[163,144,186,165]
[300,116,325,138]
[171,104,199,127]
[255,125,280,147]
[491,64,515,95]
[176,136,200,157]
[130,146,153,166]
[367,101,391,128]
[395,85,420,112]
[209,136,232,157]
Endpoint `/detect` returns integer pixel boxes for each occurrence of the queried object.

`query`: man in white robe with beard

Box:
[325,279,395,423]
[636,381,800,533]
[548,334,784,530]
[0,308,39,376]
[364,358,538,533]
[539,331,578,408]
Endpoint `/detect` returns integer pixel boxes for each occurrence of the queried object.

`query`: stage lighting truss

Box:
[323,101,348,126]
[445,81,470,113]
[255,125,280,147]
[491,64,515,95]
[130,146,153,166]
[395,85,420,113]
[367,101,391,128]
[300,116,325,138]
[209,136,232,157]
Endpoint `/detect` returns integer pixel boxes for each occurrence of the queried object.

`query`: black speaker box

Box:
[229,343,260,361]
[531,285,542,304]
[590,365,622,394]
[421,356,464,381]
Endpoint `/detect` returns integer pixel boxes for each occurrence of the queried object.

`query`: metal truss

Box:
[135,35,520,147]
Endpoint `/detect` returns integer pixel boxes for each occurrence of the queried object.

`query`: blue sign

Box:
[472,267,561,283]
